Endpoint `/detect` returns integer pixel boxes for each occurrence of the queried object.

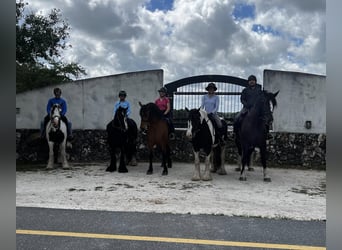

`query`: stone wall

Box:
[16,129,325,170]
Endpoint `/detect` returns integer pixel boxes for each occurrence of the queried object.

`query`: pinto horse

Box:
[139,102,172,175]
[106,106,138,173]
[235,90,279,181]
[185,108,227,181]
[46,103,69,169]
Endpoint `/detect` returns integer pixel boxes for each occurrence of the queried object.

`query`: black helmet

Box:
[205,82,217,91]
[118,90,127,97]
[248,75,257,82]
[158,87,168,93]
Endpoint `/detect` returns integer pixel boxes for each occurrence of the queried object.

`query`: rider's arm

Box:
[213,96,219,113]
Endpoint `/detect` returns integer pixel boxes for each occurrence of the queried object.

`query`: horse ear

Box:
[185,107,189,112]
[138,101,143,107]
[274,90,279,97]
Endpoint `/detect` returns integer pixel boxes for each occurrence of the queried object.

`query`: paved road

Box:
[17,207,325,250]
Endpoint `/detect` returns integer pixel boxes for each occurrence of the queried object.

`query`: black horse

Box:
[139,102,172,176]
[106,106,138,173]
[185,108,227,181]
[234,90,279,181]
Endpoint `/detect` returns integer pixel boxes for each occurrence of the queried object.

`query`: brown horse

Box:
[139,102,172,175]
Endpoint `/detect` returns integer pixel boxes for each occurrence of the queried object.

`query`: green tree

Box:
[16,1,86,93]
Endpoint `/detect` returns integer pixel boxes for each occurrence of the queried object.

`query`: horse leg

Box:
[191,151,201,181]
[202,153,213,181]
[46,141,54,169]
[260,146,271,182]
[239,147,250,181]
[106,147,117,172]
[248,148,259,172]
[235,135,242,172]
[210,146,218,173]
[59,140,69,169]
[118,147,128,173]
[161,150,168,176]
[167,145,172,168]
[146,150,153,175]
[216,144,227,175]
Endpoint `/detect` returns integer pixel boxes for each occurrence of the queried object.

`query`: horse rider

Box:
[41,87,73,140]
[155,87,175,140]
[113,90,135,129]
[233,75,264,133]
[201,82,225,143]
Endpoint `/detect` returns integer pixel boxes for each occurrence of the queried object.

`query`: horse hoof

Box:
[235,167,241,172]
[146,170,153,175]
[264,177,272,182]
[210,168,217,173]
[162,171,168,176]
[217,169,227,175]
[248,167,255,171]
[239,176,247,181]
[106,166,116,172]
[191,177,200,181]
[118,168,128,173]
[129,161,137,166]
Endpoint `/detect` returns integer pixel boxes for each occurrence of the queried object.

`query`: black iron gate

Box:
[165,75,248,128]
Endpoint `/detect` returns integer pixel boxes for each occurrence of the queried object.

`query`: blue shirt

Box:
[201,94,219,114]
[46,97,67,116]
[113,100,131,116]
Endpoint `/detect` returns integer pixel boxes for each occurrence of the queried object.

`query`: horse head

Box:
[185,107,206,139]
[113,106,128,131]
[50,104,62,128]
[139,102,163,132]
[261,90,279,125]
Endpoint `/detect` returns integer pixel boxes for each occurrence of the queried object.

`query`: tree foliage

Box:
[16,1,86,93]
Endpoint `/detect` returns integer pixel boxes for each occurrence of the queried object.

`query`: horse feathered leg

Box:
[260,145,271,182]
[191,151,201,181]
[46,141,54,169]
[202,153,212,181]
[106,147,117,172]
[118,147,128,173]
[216,144,227,175]
[59,139,69,169]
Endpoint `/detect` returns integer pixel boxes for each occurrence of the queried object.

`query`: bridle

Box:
[50,104,62,129]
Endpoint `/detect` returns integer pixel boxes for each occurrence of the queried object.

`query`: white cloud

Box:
[25,0,326,84]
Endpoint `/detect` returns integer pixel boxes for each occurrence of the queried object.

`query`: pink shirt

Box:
[155,97,170,112]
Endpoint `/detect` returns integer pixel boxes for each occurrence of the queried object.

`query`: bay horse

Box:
[139,102,172,175]
[235,90,279,181]
[185,108,227,181]
[46,103,69,169]
[106,106,138,173]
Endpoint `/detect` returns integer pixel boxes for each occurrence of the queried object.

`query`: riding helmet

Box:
[158,87,168,93]
[118,90,127,97]
[205,82,217,91]
[248,75,257,82]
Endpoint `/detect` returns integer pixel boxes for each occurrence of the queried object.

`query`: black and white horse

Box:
[46,103,69,169]
[235,90,279,181]
[106,106,138,173]
[185,108,227,181]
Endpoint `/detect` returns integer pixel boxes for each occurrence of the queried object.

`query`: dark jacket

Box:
[240,84,262,109]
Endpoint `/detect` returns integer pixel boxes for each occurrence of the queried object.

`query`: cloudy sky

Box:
[25,0,326,84]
